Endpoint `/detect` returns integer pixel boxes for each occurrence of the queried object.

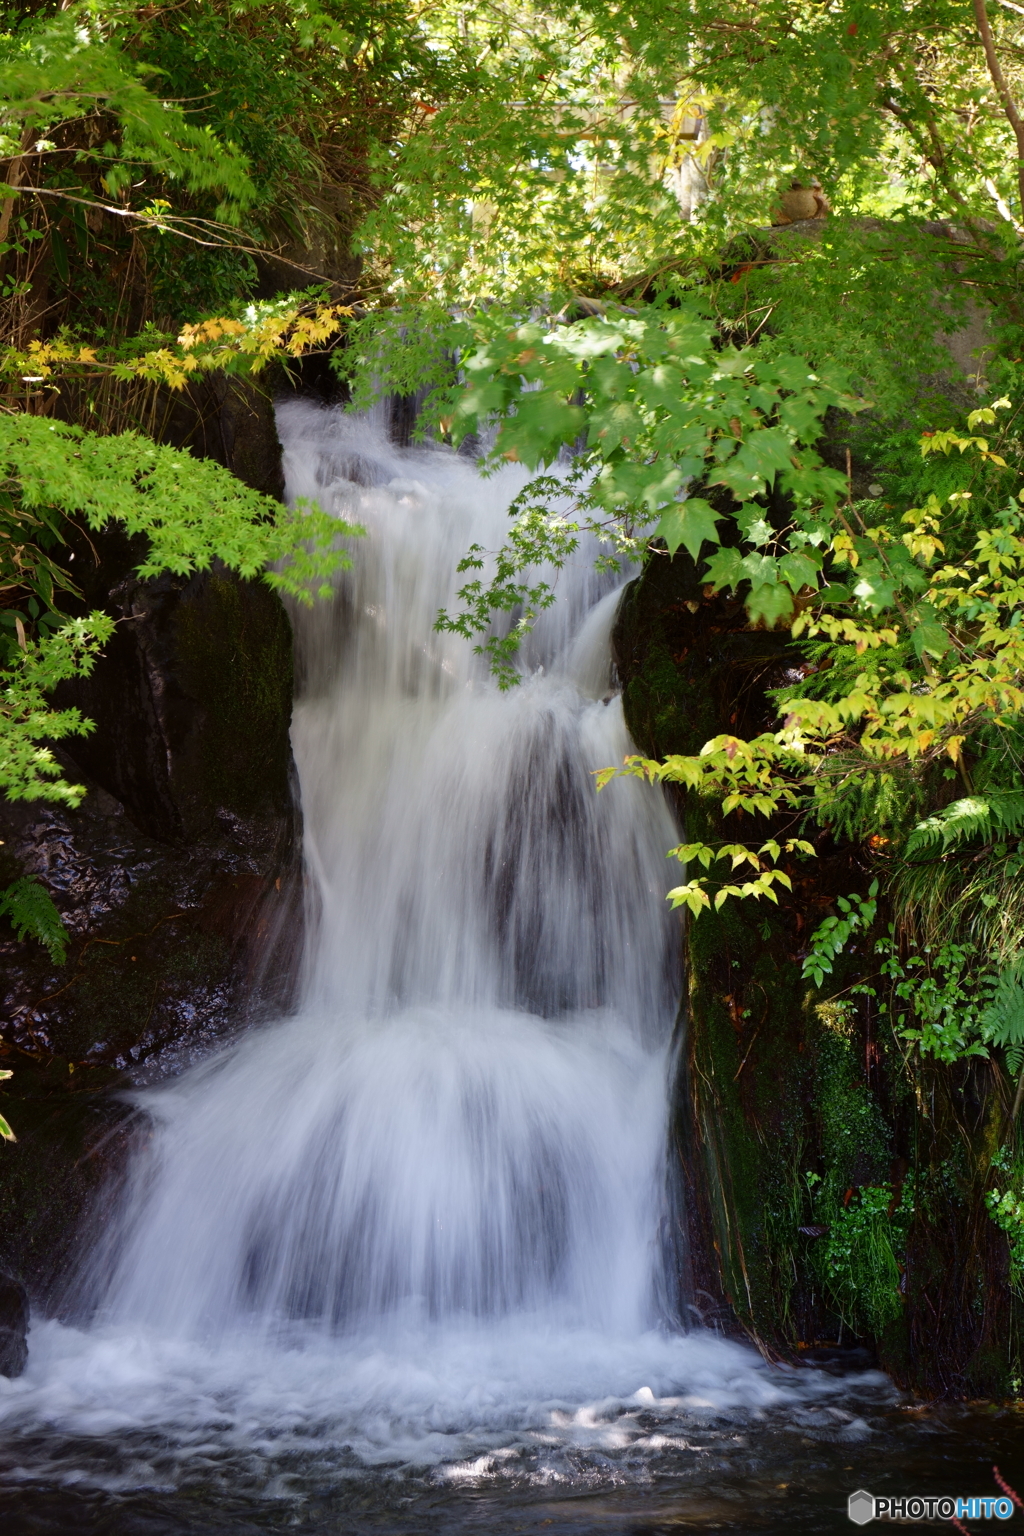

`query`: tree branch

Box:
[972,0,1024,221]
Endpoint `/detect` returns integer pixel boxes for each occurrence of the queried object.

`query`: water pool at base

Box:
[0,1337,1020,1535]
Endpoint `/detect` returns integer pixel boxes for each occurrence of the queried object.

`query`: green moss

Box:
[617,554,893,1348]
[63,926,230,1062]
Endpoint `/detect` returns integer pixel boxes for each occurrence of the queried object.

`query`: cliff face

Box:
[614,549,1017,1398]
[0,388,304,1302]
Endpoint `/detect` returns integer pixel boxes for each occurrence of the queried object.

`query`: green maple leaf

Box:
[655,498,724,561]
[704,546,746,591]
[745,581,795,628]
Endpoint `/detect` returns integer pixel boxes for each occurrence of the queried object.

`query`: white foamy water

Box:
[0,402,886,1498]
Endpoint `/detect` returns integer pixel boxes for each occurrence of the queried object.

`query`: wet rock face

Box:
[0,1273,29,1378]
[0,566,305,1294]
[0,373,304,1301]
[54,568,297,845]
[2,564,303,1069]
[0,778,300,1072]
[160,374,286,503]
[613,555,832,1345]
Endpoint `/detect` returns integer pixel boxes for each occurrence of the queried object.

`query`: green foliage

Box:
[1,613,112,804]
[0,1069,12,1144]
[0,415,355,596]
[879,937,997,1066]
[0,8,256,219]
[802,881,878,990]
[0,410,361,805]
[907,792,1024,858]
[802,1002,902,1336]
[987,1146,1024,1300]
[659,835,815,919]
[817,922,1024,1074]
[982,958,1024,1077]
[0,0,374,818]
[435,474,586,689]
[343,0,1024,309]
[714,221,983,420]
[806,1177,908,1334]
[0,875,68,963]
[426,297,852,669]
[855,927,1024,1074]
[811,758,924,848]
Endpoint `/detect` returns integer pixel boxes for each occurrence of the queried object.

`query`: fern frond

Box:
[906,796,991,855]
[905,793,1024,857]
[0,877,68,964]
[982,955,1024,1060]
[992,792,1024,837]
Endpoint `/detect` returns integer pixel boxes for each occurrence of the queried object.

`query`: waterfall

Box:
[101,400,682,1343]
[0,403,866,1495]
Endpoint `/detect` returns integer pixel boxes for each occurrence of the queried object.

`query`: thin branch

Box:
[11,187,362,293]
[0,125,35,250]
[972,0,1024,221]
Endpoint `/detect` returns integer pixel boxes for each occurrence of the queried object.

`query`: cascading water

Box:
[0,401,896,1530]
[102,398,683,1347]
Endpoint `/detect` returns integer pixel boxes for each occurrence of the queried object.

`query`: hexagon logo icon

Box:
[848,1489,875,1525]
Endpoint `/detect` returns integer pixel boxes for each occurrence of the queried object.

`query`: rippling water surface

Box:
[1,1327,1021,1534]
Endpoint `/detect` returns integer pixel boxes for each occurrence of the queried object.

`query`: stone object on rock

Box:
[0,1272,29,1377]
[773,179,830,225]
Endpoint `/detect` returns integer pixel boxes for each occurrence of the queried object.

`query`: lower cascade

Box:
[0,403,874,1496]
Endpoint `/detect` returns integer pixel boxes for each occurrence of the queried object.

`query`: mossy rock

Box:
[616,551,892,1352]
[615,548,1021,1395]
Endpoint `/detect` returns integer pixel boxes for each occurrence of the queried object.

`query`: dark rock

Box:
[253,179,362,301]
[0,1272,29,1377]
[51,369,287,502]
[158,373,286,501]
[0,344,303,1307]
[614,546,1018,1398]
[53,568,297,845]
[0,1051,138,1304]
[0,565,305,1290]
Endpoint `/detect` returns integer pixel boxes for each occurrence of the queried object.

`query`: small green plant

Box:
[0,876,69,964]
[981,958,1024,1077]
[880,938,995,1066]
[0,1069,13,1144]
[801,1001,903,1336]
[986,1148,1024,1300]
[873,936,1024,1072]
[802,881,879,989]
[805,1175,908,1334]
